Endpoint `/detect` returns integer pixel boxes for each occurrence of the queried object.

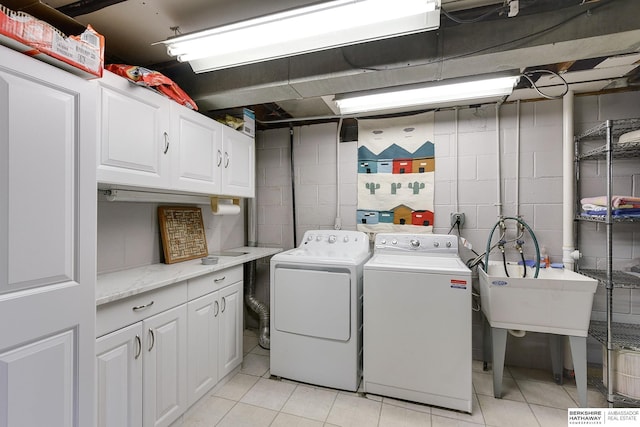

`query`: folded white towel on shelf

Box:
[582,204,606,212]
[619,129,640,144]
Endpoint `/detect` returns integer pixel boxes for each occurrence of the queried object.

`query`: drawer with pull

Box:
[187,265,242,300]
[96,280,188,337]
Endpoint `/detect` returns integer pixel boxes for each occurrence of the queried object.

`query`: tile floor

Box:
[180,329,608,427]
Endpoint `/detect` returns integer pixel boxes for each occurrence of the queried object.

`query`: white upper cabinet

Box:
[97,71,171,189]
[222,127,255,198]
[170,102,223,194]
[96,71,255,198]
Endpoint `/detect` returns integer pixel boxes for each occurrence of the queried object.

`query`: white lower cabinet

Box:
[186,292,219,406]
[97,268,243,427]
[218,281,243,378]
[96,323,143,427]
[96,305,187,427]
[143,305,188,427]
[186,272,244,406]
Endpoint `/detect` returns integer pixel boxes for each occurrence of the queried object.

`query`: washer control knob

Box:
[446,241,452,248]
[328,235,337,243]
[343,236,350,243]
[380,239,386,245]
[392,239,398,245]
[410,239,420,248]
[316,235,322,241]
[433,241,440,247]
[307,235,313,241]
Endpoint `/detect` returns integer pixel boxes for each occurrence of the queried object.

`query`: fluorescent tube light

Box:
[334,75,521,114]
[157,0,441,73]
[99,189,211,204]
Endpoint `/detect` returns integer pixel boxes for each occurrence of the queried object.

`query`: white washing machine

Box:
[270,230,370,391]
[363,233,472,413]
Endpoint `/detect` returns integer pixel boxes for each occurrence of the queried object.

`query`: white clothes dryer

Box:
[270,230,370,391]
[363,233,472,413]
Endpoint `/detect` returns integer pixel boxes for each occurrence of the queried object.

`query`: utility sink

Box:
[208,251,249,257]
[479,261,598,336]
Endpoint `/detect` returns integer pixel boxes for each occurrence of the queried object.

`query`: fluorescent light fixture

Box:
[334,75,521,114]
[157,0,441,73]
[99,189,211,204]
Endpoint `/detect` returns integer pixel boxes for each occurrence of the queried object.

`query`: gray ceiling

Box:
[13,0,640,125]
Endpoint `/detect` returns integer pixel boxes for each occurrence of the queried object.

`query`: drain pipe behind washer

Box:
[245,172,270,349]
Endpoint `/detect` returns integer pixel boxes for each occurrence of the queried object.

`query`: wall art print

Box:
[357,111,435,234]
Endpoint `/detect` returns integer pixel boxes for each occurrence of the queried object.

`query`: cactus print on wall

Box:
[357,111,435,234]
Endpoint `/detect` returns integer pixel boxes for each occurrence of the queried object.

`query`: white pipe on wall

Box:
[562,91,577,373]
[495,102,503,218]
[562,90,577,270]
[454,108,459,212]
[334,118,343,230]
[515,100,521,219]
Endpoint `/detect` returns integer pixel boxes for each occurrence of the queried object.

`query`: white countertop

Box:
[96,246,282,306]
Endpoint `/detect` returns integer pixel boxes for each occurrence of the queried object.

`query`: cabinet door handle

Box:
[217,149,222,167]
[148,328,155,352]
[224,152,230,168]
[132,300,154,311]
[214,300,219,317]
[221,296,226,313]
[134,335,142,360]
[163,132,170,154]
[214,276,226,283]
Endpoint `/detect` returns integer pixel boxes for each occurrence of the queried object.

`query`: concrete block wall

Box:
[249,127,293,326]
[255,122,358,250]
[256,90,640,368]
[255,128,294,250]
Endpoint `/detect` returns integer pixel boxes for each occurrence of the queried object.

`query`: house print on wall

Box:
[356,111,435,234]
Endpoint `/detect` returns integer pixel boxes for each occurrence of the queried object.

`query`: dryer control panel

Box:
[374,233,458,255]
[298,230,370,258]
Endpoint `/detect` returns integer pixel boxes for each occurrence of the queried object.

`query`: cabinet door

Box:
[143,305,187,427]
[97,71,171,188]
[219,282,244,378]
[171,103,223,194]
[187,292,220,406]
[96,323,144,427]
[222,128,255,198]
[0,46,96,427]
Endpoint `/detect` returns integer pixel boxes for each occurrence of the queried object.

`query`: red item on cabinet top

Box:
[106,63,198,111]
[0,4,104,78]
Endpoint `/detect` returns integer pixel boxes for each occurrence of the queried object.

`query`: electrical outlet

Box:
[450,212,465,228]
